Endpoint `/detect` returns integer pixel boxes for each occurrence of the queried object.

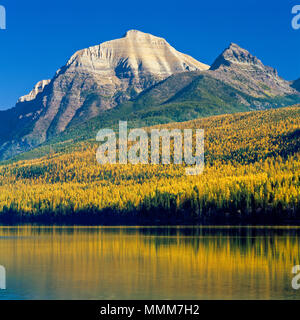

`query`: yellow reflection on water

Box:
[0,226,299,300]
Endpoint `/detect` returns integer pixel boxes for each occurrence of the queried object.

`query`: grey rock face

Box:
[209,43,296,98]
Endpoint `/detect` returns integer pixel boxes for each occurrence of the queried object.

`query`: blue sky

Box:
[0,0,299,110]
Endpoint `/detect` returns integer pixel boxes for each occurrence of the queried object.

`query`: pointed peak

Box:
[210,43,262,70]
[228,42,241,49]
[222,42,252,57]
[226,42,252,56]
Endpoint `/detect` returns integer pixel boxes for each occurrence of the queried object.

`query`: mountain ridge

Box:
[0,30,299,161]
[0,30,210,159]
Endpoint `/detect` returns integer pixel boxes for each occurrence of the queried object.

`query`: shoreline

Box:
[0,209,299,226]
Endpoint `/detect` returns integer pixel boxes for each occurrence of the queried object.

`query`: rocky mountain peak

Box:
[208,42,295,98]
[65,30,209,79]
[123,29,157,38]
[122,29,168,46]
[124,29,143,36]
[210,43,267,70]
[0,30,210,160]
[18,79,51,103]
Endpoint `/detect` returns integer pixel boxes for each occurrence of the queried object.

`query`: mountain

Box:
[0,30,209,160]
[210,43,296,99]
[53,43,299,145]
[0,32,299,161]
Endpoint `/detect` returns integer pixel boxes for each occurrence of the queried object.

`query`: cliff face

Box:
[0,30,209,159]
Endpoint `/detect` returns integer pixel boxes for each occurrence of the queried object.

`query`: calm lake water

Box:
[0,226,299,300]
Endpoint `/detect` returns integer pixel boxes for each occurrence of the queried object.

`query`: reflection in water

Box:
[0,226,299,300]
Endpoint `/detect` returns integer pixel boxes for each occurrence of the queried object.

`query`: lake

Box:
[0,226,299,300]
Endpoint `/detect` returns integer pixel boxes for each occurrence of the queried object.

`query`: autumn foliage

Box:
[0,105,299,224]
